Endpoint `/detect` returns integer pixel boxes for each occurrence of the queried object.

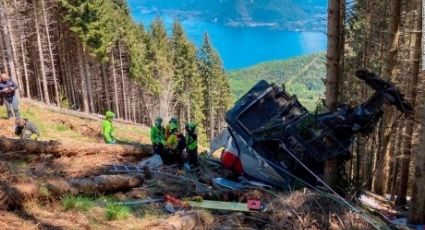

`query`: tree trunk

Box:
[397,2,422,207]
[77,42,89,112]
[83,49,94,113]
[118,42,128,120]
[409,74,425,223]
[408,1,425,223]
[324,0,344,187]
[100,63,110,110]
[372,0,401,195]
[0,174,145,208]
[32,0,50,104]
[0,137,151,157]
[111,51,120,118]
[0,1,19,87]
[41,0,59,106]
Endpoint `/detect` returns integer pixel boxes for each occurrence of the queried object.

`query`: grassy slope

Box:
[0,100,150,144]
[227,52,326,110]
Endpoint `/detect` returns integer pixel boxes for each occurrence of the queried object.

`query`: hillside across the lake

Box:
[228,53,326,110]
[128,0,327,31]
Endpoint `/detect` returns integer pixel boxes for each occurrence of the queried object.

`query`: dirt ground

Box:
[0,102,385,230]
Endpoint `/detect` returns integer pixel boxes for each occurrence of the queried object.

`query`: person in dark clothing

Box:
[0,73,20,119]
[15,118,40,140]
[185,122,198,168]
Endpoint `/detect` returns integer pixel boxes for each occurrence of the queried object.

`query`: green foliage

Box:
[105,203,131,220]
[59,0,156,90]
[228,53,326,111]
[59,0,232,138]
[55,123,70,132]
[38,186,50,198]
[61,195,93,212]
[198,33,232,139]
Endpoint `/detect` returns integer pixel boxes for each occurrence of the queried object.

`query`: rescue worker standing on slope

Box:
[102,111,116,144]
[185,122,198,168]
[15,118,40,140]
[166,122,184,169]
[150,117,167,163]
[0,73,20,119]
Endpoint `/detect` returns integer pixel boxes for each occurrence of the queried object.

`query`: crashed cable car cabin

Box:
[215,69,413,190]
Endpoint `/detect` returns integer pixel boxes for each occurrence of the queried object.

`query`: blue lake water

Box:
[128,6,327,70]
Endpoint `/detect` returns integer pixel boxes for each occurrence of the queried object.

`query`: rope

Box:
[277,144,384,230]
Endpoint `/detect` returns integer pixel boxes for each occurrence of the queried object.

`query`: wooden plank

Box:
[187,200,250,212]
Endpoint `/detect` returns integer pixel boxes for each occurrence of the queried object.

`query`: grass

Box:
[61,195,93,212]
[0,101,151,144]
[54,123,70,132]
[38,186,50,198]
[105,203,131,221]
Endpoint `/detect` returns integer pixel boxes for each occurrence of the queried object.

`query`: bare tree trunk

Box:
[0,1,18,86]
[396,5,421,206]
[101,63,111,110]
[409,71,425,223]
[118,42,128,120]
[408,3,425,224]
[324,0,344,187]
[372,0,401,195]
[13,0,30,98]
[82,49,94,113]
[77,42,89,112]
[41,0,59,106]
[4,1,22,93]
[32,0,50,104]
[0,33,9,74]
[111,51,119,117]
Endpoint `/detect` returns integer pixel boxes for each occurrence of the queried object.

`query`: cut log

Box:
[0,137,152,157]
[0,174,145,208]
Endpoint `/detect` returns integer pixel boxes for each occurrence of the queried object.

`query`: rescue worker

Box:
[185,122,198,168]
[165,116,179,139]
[150,117,167,163]
[102,111,116,144]
[0,73,20,119]
[166,122,183,168]
[15,118,40,140]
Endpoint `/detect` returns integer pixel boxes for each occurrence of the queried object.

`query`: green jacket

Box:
[150,125,165,145]
[186,133,198,151]
[102,119,115,143]
[166,133,178,150]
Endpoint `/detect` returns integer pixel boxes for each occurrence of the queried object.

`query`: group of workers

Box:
[2,71,198,168]
[101,112,199,168]
[0,72,40,140]
[151,116,199,169]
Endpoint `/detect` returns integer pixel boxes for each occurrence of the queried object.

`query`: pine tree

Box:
[198,33,231,140]
[148,17,174,120]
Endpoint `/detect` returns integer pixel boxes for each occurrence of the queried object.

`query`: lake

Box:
[129,6,327,70]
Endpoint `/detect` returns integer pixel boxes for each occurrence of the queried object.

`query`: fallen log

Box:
[0,137,152,157]
[1,174,145,208]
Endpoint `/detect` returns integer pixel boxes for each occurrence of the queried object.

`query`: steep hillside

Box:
[128,0,327,31]
[228,53,326,110]
[0,100,150,145]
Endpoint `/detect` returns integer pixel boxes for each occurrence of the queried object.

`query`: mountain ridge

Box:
[128,0,327,31]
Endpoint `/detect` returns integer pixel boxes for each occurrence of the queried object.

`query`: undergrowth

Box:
[105,203,131,220]
[61,195,93,212]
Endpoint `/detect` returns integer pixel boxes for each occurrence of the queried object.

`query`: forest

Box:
[0,0,232,144]
[325,0,424,224]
